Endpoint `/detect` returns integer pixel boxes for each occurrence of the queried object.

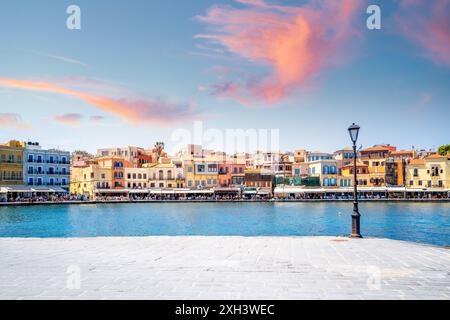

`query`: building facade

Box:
[0,140,24,186]
[24,142,70,191]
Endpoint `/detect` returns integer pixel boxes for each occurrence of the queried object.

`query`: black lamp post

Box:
[348,123,362,238]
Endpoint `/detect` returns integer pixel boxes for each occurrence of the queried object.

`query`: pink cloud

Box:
[396,0,450,65]
[196,0,362,104]
[53,113,84,126]
[0,113,32,130]
[0,78,199,125]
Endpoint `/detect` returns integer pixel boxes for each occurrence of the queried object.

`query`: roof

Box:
[342,162,368,168]
[425,154,448,160]
[409,159,425,165]
[361,146,392,152]
[391,150,414,155]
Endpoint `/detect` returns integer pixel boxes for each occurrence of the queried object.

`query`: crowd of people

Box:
[1,191,448,203]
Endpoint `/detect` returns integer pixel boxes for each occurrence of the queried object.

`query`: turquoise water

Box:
[0,202,449,246]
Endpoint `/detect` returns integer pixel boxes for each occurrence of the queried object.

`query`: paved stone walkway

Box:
[0,237,449,300]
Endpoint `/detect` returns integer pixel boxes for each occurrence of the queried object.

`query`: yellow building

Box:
[340,162,369,187]
[359,146,392,187]
[406,155,450,189]
[140,158,185,189]
[70,160,112,197]
[183,159,218,189]
[0,140,25,185]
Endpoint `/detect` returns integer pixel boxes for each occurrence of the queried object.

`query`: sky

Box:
[0,0,449,154]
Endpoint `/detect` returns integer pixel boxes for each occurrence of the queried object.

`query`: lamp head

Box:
[348,123,360,144]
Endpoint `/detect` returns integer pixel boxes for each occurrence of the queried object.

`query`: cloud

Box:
[0,78,199,125]
[53,113,84,126]
[396,0,450,65]
[0,113,32,130]
[33,51,87,67]
[196,0,362,104]
[89,115,104,122]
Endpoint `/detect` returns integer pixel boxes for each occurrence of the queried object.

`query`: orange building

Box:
[96,156,133,189]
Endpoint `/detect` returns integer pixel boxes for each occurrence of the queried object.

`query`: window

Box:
[413,168,418,177]
[410,180,413,186]
[127,174,131,179]
[133,173,136,179]
[138,174,142,179]
[197,165,205,173]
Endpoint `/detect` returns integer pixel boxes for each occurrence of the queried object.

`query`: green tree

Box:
[438,144,450,156]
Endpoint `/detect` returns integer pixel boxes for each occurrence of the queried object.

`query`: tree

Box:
[438,144,450,156]
[154,142,164,154]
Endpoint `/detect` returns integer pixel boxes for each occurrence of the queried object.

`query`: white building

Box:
[23,142,71,191]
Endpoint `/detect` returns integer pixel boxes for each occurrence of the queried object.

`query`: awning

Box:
[0,186,67,193]
[95,189,129,194]
[150,189,175,194]
[213,187,240,192]
[127,189,150,194]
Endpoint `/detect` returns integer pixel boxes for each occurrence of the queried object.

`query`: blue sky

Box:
[0,0,449,154]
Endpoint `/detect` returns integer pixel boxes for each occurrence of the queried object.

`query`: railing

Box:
[0,160,23,164]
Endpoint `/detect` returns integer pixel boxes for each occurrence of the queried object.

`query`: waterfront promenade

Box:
[1,236,449,300]
[1,198,449,206]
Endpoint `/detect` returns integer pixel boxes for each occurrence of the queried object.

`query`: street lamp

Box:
[348,123,362,238]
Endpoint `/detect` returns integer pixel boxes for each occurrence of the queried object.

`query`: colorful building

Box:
[218,162,246,187]
[406,154,450,189]
[184,159,219,189]
[23,142,71,191]
[340,162,369,187]
[0,140,25,186]
[70,160,112,197]
[308,159,338,187]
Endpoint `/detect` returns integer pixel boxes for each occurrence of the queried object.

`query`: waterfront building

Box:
[244,168,274,197]
[293,149,307,163]
[217,162,246,187]
[96,157,133,189]
[71,151,94,167]
[385,150,415,186]
[124,167,149,189]
[305,151,333,163]
[307,159,338,187]
[143,160,185,189]
[340,162,369,187]
[184,158,219,189]
[97,146,156,168]
[334,148,355,177]
[24,142,70,191]
[359,145,396,187]
[292,162,309,177]
[406,154,450,189]
[70,160,112,196]
[274,154,293,186]
[0,140,24,186]
[252,151,282,174]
